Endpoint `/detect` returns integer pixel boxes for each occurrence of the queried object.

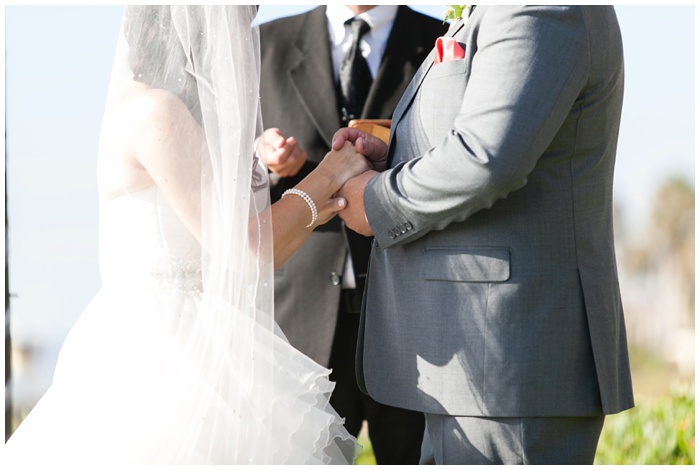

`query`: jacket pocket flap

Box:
[422,247,510,282]
[428,57,469,79]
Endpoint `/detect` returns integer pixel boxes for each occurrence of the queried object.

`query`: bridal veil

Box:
[109,5,359,463]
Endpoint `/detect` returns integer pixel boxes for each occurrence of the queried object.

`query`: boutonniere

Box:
[443,5,475,24]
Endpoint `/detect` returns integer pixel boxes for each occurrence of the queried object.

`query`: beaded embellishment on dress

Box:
[150,256,203,294]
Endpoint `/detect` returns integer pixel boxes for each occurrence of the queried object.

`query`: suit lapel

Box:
[287,6,341,149]
[387,19,466,161]
[363,6,432,120]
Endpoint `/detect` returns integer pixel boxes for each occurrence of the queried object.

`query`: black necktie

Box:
[339,18,372,124]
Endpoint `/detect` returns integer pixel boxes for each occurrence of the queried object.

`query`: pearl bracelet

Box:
[281,188,318,228]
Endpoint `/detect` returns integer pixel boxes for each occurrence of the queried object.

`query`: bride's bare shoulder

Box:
[108,81,200,157]
[123,82,192,127]
[98,81,197,199]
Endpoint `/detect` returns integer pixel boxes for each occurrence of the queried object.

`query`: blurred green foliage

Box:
[595,381,694,464]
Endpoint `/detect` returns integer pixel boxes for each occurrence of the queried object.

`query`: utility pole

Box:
[5,136,12,442]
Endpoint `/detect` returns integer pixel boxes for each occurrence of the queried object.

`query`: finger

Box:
[287,137,307,160]
[266,128,286,148]
[331,128,367,150]
[275,144,293,164]
[275,149,300,176]
[266,147,288,167]
[279,136,304,165]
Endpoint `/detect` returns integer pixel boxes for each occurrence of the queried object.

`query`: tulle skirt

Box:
[5,285,360,464]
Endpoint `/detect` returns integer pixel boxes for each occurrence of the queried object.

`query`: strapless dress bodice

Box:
[98,186,202,293]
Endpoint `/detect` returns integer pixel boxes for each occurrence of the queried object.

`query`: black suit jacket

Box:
[260,6,446,367]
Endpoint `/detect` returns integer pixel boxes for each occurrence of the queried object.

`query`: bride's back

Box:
[97,80,193,200]
[96,80,203,291]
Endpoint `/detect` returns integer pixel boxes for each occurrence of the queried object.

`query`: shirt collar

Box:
[326,5,399,47]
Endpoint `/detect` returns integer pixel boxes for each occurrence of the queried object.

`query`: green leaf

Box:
[444,5,468,23]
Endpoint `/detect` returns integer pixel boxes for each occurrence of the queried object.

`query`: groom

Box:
[333,6,634,464]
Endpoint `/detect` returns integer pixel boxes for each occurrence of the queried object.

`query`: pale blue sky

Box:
[4,5,695,405]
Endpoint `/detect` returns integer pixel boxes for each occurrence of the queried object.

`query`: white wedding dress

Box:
[5,186,360,464]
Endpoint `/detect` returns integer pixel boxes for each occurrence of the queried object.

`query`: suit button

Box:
[405,222,413,231]
[330,272,341,286]
[400,225,407,234]
[388,230,395,239]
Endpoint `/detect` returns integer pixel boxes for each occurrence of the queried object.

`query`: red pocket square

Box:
[434,36,465,64]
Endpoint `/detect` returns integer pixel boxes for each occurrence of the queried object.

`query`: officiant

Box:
[258,5,446,464]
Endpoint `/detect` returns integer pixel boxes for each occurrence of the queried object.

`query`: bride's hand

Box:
[318,141,371,192]
[331,127,388,172]
[289,141,369,232]
[314,194,347,226]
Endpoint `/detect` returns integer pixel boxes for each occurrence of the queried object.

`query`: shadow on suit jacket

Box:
[357,6,634,418]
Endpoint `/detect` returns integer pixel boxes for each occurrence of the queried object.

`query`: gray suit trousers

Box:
[419,414,605,465]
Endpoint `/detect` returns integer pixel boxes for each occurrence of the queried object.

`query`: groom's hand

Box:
[332,128,388,172]
[336,170,378,237]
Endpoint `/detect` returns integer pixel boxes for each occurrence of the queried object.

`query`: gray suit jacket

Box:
[358,6,634,417]
[260,6,446,367]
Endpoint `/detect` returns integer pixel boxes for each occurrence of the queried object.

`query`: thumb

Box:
[355,134,388,162]
[329,197,347,211]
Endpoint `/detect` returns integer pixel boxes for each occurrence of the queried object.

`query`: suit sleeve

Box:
[365,6,591,248]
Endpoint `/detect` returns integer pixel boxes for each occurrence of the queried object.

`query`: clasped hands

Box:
[328,128,388,236]
[260,127,388,235]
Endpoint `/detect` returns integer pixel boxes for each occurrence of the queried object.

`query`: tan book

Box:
[348,119,391,144]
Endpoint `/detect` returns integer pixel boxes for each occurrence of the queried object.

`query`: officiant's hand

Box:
[259,128,307,177]
[331,128,388,172]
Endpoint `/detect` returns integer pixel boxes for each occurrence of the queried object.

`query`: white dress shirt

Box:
[326,5,399,81]
[325,5,399,289]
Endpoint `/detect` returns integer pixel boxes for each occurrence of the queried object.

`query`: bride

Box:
[5,5,378,464]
